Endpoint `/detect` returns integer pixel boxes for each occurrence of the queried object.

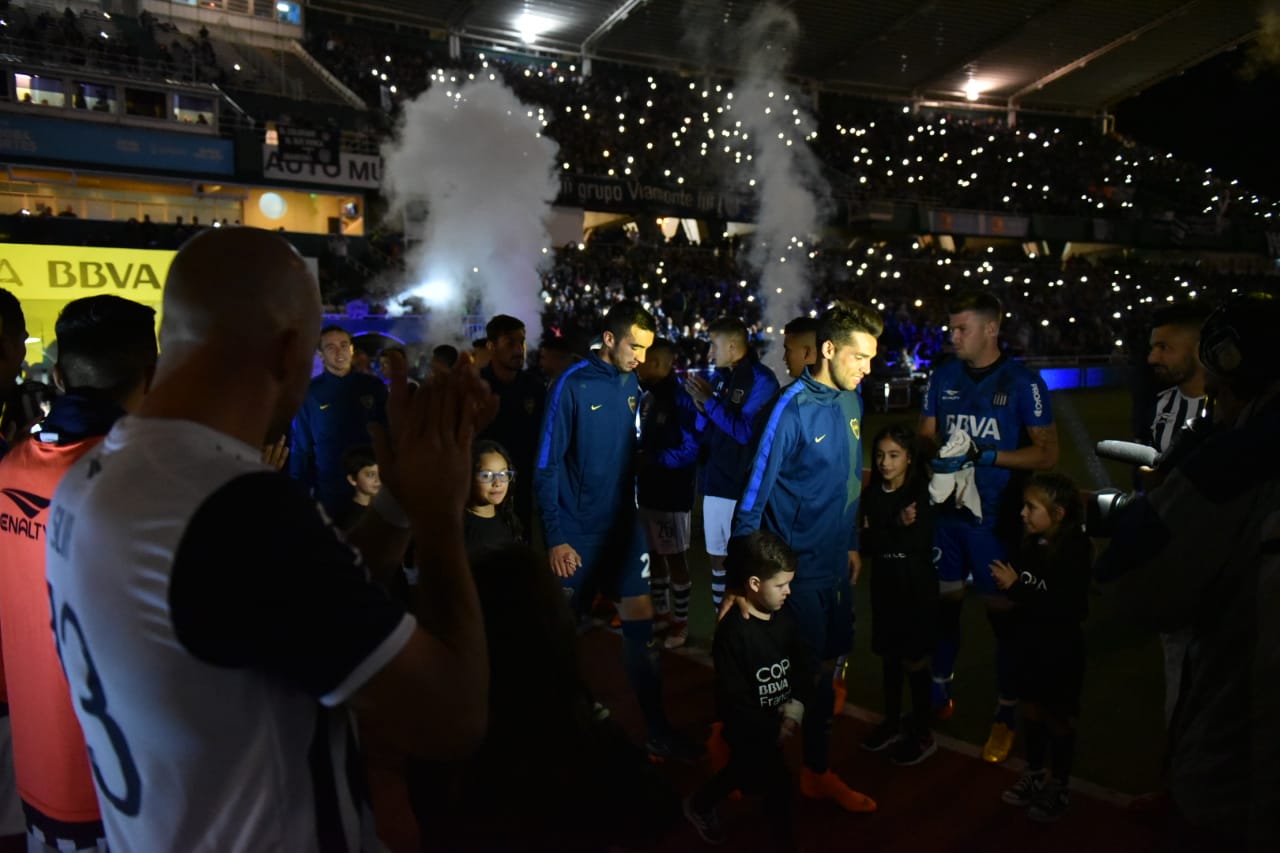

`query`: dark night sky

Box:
[1114,40,1280,198]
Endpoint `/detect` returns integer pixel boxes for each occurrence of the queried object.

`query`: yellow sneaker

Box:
[982,721,1015,764]
[800,769,877,813]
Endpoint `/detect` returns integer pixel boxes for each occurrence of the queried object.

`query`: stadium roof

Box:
[310,0,1263,113]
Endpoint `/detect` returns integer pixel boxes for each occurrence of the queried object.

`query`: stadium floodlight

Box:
[516,12,552,43]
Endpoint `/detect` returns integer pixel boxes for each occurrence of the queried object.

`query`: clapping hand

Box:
[989,560,1018,591]
[683,374,714,411]
[371,350,498,525]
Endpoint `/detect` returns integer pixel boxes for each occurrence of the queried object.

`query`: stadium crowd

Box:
[6,5,1272,221]
[529,237,1270,368]
[304,10,1279,223]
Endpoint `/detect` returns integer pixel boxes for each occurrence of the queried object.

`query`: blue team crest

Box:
[850,418,860,439]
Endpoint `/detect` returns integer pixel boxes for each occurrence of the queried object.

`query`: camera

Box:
[1084,488,1135,538]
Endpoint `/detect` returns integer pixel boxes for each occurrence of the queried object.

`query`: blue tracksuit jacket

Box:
[732,369,864,586]
[535,355,640,546]
[700,354,780,500]
[288,370,387,516]
[637,372,701,513]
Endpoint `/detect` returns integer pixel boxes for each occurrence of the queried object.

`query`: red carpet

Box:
[579,627,1173,852]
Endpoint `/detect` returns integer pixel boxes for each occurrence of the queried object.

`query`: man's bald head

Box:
[152,228,322,442]
[160,228,320,356]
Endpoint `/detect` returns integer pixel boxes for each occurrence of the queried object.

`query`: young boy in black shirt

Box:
[684,531,810,850]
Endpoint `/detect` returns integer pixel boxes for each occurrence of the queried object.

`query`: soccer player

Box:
[0,296,156,852]
[1142,300,1210,723]
[732,300,882,814]
[0,287,28,844]
[1095,293,1280,850]
[0,289,28,458]
[288,324,388,518]
[478,314,544,535]
[1146,301,1210,456]
[44,228,493,851]
[684,316,779,611]
[920,291,1058,764]
[636,338,701,648]
[535,300,695,760]
[782,315,819,380]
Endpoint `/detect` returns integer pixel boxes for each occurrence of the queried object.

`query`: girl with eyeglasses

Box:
[465,440,524,553]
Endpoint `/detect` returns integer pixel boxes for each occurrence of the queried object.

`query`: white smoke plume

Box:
[380,80,560,347]
[728,5,830,364]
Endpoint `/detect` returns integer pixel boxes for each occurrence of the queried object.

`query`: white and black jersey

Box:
[1149,387,1205,455]
[44,417,415,853]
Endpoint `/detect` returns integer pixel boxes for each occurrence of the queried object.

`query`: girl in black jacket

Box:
[991,472,1092,822]
[859,423,939,766]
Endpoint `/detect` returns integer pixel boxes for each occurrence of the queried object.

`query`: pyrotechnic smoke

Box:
[380,79,559,346]
[726,4,831,368]
[1242,4,1280,78]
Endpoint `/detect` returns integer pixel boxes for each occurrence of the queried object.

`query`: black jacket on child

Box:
[861,476,938,659]
[1007,529,1093,713]
[714,605,814,748]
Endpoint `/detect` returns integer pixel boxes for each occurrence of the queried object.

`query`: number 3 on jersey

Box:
[48,585,143,816]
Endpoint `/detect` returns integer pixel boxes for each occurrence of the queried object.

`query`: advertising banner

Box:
[0,113,234,175]
[556,174,757,220]
[0,244,175,302]
[262,146,382,189]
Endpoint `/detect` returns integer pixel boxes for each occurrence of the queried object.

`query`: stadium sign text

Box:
[262,147,383,189]
[0,245,174,302]
[558,175,756,220]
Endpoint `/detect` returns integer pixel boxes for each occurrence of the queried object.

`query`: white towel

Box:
[928,429,984,522]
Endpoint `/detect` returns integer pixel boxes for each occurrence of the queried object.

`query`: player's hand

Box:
[930,444,997,473]
[989,560,1018,590]
[717,592,747,621]
[683,374,713,410]
[899,501,917,526]
[261,435,289,470]
[549,543,582,577]
[848,551,862,586]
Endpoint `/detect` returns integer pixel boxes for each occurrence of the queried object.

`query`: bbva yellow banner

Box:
[0,244,175,303]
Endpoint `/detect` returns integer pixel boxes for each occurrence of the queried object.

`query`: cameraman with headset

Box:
[1093,292,1279,851]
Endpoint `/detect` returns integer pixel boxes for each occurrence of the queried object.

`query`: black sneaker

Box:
[1028,778,1070,822]
[683,795,725,845]
[1001,769,1047,806]
[860,720,902,753]
[891,732,938,766]
[647,730,704,763]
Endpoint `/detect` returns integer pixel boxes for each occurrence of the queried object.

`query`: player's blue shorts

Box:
[934,512,1008,596]
[784,580,854,665]
[562,522,651,610]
